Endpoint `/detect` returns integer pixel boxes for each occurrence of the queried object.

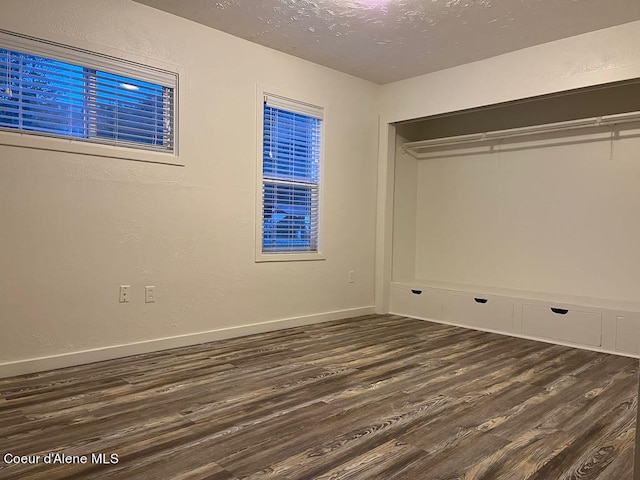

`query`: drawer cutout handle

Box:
[474,298,488,304]
[411,289,423,295]
[551,308,569,315]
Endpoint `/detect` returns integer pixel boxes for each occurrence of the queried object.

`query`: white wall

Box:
[4,2,640,374]
[380,20,640,124]
[0,0,379,376]
[391,136,416,282]
[376,20,640,311]
[410,126,640,302]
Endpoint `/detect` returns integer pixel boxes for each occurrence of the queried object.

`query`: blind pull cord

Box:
[4,50,11,97]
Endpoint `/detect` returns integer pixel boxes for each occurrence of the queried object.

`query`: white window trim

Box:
[0,29,183,166]
[255,86,326,263]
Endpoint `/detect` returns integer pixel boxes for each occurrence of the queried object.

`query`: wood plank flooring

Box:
[0,314,637,479]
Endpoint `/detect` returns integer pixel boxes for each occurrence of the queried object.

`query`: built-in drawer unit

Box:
[443,294,515,332]
[389,281,640,356]
[389,284,443,320]
[615,315,640,354]
[522,304,602,347]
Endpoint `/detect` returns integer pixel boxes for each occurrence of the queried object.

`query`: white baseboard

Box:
[0,306,375,379]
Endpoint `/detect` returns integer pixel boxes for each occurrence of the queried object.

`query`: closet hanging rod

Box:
[485,117,596,140]
[402,110,640,154]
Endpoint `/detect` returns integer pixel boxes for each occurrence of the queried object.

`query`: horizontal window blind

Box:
[262,94,323,254]
[0,30,175,87]
[0,30,176,153]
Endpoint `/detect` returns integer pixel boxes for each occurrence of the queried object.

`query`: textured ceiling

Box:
[134,0,640,84]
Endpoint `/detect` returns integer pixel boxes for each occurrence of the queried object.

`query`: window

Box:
[260,93,323,258]
[0,30,176,154]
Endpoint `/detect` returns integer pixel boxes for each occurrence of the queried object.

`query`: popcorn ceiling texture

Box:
[134,0,640,84]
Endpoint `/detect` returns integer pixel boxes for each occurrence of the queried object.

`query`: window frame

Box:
[255,87,326,262]
[0,29,181,166]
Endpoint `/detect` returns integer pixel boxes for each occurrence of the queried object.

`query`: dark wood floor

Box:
[0,314,637,479]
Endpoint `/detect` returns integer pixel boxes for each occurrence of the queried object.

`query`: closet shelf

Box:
[402,111,640,159]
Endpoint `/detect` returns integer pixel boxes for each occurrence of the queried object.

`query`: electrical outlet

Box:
[145,286,155,303]
[119,285,130,303]
[348,270,355,283]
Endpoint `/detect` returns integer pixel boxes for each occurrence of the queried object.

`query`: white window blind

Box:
[0,29,176,153]
[262,94,323,254]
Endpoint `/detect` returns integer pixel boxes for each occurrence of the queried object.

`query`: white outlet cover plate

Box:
[119,285,130,303]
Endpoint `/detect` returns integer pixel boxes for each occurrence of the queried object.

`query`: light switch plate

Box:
[145,286,155,303]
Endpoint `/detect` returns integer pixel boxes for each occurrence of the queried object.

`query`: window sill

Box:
[0,130,183,166]
[255,252,326,263]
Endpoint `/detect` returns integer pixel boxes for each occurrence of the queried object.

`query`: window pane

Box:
[94,71,168,147]
[262,182,318,252]
[261,100,322,255]
[0,44,175,152]
[0,49,85,137]
[263,105,320,183]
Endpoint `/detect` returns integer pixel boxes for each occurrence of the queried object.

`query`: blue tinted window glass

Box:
[262,102,321,253]
[94,71,166,146]
[0,49,85,137]
[262,182,313,252]
[0,47,173,151]
[263,105,320,183]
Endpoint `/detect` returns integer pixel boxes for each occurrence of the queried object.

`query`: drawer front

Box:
[389,284,443,320]
[616,315,640,354]
[443,295,514,332]
[522,304,602,347]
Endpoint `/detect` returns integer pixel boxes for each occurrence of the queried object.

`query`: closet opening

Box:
[389,78,640,356]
